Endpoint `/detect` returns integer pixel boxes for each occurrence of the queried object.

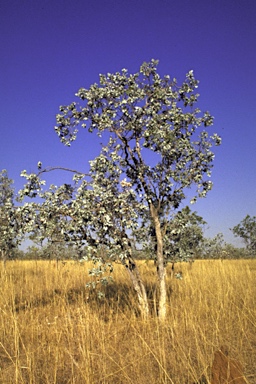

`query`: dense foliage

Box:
[0,170,22,262]
[232,215,256,255]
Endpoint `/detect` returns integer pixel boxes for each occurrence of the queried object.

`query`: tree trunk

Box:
[125,258,149,318]
[150,203,167,320]
[1,250,7,271]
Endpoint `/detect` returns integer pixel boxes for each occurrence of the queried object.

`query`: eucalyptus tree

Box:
[0,170,21,263]
[232,215,256,255]
[20,60,221,319]
[146,206,206,265]
[199,233,225,259]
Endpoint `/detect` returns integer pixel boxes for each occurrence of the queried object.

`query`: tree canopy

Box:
[19,60,221,319]
[0,170,21,262]
[232,215,256,254]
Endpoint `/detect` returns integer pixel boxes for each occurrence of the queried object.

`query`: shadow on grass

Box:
[14,278,173,319]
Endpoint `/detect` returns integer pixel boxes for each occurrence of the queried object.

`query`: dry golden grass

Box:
[0,259,255,383]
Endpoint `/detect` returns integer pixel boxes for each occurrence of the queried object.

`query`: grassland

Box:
[0,259,255,383]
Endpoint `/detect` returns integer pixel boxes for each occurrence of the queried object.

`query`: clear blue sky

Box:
[1,0,256,246]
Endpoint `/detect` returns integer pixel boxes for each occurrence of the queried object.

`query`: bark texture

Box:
[125,259,149,318]
[150,203,167,320]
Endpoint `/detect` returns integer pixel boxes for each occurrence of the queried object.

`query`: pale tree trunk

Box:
[125,257,149,318]
[1,250,7,270]
[150,204,167,320]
